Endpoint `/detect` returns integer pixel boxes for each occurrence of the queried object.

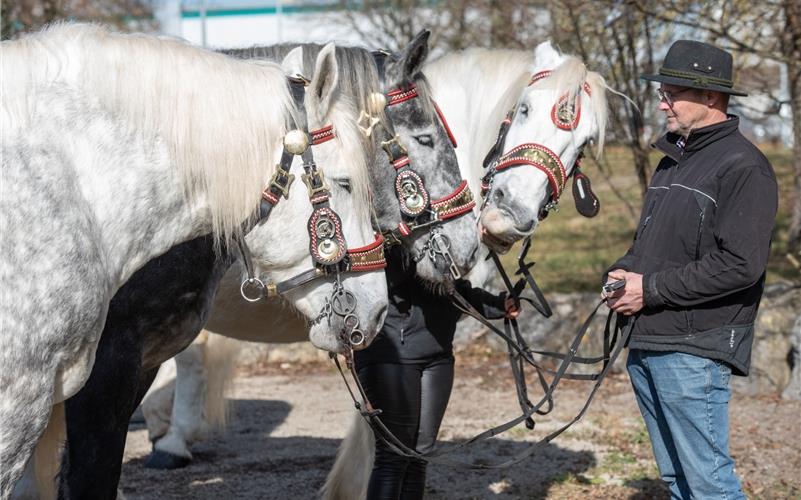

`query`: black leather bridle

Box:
[237,77,387,346]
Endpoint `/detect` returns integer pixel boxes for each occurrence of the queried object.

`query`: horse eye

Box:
[518,103,529,117]
[414,134,434,147]
[333,178,352,193]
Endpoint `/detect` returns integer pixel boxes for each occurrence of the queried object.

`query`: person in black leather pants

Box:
[354,247,517,499]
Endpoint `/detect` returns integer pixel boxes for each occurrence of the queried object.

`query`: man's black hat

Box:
[641,40,748,96]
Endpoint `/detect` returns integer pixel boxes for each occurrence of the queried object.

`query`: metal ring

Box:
[240,277,266,303]
[331,289,357,316]
[343,313,360,330]
[349,329,365,346]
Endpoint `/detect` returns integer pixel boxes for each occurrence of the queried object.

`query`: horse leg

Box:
[146,331,240,469]
[141,360,178,442]
[320,412,375,500]
[145,337,208,469]
[58,323,153,500]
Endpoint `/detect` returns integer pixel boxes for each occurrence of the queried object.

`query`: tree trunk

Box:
[784,1,801,254]
[786,64,801,254]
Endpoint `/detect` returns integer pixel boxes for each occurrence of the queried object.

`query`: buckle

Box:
[381,135,408,161]
[301,169,329,199]
[268,169,295,200]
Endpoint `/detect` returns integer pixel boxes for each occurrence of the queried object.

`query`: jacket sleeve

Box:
[643,164,777,308]
[453,280,507,320]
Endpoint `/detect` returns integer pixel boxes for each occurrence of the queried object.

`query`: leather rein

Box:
[331,68,624,465]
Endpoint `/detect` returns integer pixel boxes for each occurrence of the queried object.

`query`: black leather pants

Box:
[356,356,455,500]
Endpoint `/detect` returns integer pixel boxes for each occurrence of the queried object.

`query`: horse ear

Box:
[533,41,561,68]
[281,46,306,79]
[395,30,430,82]
[309,42,339,122]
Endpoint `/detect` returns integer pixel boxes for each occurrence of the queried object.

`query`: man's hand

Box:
[504,296,521,319]
[604,270,644,316]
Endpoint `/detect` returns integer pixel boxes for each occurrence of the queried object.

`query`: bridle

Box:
[236,76,387,347]
[328,65,619,466]
[481,69,599,221]
[357,50,476,279]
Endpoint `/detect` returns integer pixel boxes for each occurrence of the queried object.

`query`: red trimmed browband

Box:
[529,70,592,96]
[311,125,335,145]
[386,84,419,106]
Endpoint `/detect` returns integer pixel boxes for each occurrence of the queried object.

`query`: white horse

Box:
[0,23,387,497]
[139,36,486,469]
[321,41,610,499]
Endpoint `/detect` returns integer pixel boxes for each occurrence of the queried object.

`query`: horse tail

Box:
[201,332,241,431]
[32,402,66,500]
[320,411,374,500]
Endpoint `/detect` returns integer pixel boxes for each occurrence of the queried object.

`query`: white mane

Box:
[319,94,372,223]
[424,48,534,190]
[1,23,295,245]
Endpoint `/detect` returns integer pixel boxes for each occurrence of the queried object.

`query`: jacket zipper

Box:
[400,327,405,344]
[695,209,705,260]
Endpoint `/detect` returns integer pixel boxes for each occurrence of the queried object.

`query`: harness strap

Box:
[333,300,632,468]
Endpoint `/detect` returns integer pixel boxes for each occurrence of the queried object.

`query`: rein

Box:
[332,292,631,468]
[237,77,387,346]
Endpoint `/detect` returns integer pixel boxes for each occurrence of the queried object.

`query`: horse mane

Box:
[1,22,296,247]
[424,48,535,184]
[225,43,375,222]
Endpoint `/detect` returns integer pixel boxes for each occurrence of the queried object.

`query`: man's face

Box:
[657,84,709,137]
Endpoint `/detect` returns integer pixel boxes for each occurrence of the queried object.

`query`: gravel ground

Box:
[120,350,801,499]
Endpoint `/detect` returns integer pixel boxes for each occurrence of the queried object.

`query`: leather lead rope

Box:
[332,301,631,469]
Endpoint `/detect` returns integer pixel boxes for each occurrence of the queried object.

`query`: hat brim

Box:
[640,73,748,97]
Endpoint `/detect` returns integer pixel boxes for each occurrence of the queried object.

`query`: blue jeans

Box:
[626,350,745,500]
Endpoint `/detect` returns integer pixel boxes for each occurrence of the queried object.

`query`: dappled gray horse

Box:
[140,33,485,470]
[1,24,388,499]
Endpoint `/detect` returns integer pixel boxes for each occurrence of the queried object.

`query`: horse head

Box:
[480,41,608,254]
[244,44,388,353]
[377,31,481,284]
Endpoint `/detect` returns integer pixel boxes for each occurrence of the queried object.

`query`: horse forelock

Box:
[3,22,295,249]
[537,55,608,158]
[322,96,372,224]
[424,48,534,185]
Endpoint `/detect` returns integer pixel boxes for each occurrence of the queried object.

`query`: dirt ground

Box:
[120,348,801,500]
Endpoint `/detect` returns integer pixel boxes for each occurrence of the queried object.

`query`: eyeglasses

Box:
[656,87,694,106]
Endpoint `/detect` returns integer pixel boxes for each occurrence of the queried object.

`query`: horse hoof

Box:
[144,449,191,469]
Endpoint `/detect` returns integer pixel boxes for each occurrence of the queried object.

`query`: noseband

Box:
[237,77,387,347]
[481,69,599,221]
[361,51,476,279]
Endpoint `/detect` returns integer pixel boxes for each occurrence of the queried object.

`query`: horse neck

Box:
[424,48,534,196]
[75,113,216,289]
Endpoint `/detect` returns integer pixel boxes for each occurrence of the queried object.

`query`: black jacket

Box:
[608,116,777,375]
[355,247,507,366]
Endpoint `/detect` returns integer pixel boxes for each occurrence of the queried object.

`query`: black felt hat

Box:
[641,40,748,96]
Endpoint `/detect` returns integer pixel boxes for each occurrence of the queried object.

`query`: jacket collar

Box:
[652,115,740,162]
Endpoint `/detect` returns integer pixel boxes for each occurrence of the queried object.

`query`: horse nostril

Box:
[516,218,536,233]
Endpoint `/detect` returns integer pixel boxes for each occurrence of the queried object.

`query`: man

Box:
[604,40,778,499]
